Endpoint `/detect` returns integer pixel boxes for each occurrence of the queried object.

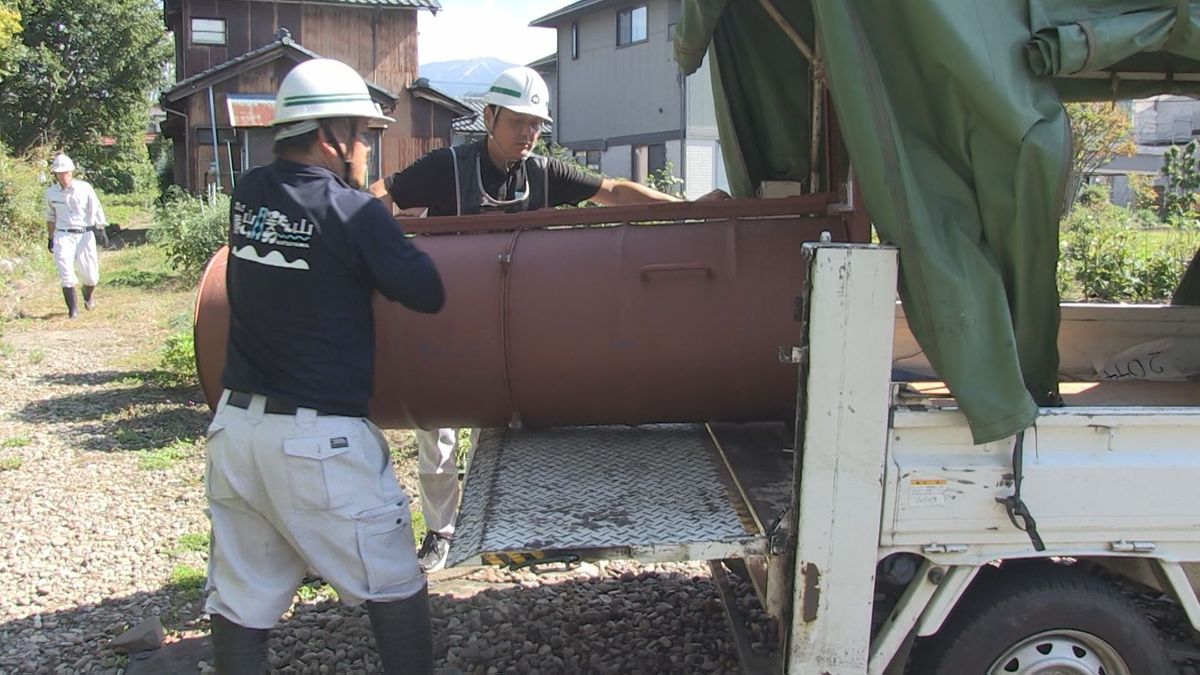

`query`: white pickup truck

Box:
[446,242,1200,674]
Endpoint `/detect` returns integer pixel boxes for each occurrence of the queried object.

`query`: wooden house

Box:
[160,0,470,193]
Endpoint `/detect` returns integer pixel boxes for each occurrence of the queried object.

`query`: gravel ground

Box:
[0,258,769,674]
[1,249,1198,674]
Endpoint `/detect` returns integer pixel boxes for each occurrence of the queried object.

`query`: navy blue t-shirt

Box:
[221,160,444,416]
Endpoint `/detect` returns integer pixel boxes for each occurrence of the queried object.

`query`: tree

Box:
[1162,139,1200,221]
[1065,102,1137,206]
[0,0,169,189]
[0,1,21,79]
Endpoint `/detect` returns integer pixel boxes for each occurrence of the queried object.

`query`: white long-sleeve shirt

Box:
[45,180,106,231]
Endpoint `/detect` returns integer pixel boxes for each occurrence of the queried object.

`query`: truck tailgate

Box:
[447,423,789,568]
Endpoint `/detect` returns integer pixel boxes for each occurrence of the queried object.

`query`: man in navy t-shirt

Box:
[205,58,444,675]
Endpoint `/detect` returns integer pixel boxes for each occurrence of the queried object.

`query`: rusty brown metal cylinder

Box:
[194,198,849,429]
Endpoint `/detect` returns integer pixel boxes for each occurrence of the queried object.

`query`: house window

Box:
[191,18,226,45]
[617,5,648,46]
[571,22,579,59]
[585,150,602,171]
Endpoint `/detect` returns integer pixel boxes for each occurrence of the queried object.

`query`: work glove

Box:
[47,236,54,253]
[96,227,110,248]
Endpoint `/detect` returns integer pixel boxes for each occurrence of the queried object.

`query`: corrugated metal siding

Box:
[556,0,682,146]
[685,141,713,198]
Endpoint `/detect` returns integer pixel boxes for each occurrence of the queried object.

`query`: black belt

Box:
[57,228,86,234]
[226,390,332,416]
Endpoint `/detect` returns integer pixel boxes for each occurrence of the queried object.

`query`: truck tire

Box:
[906,564,1175,675]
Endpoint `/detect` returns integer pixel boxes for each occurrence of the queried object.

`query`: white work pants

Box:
[415,428,476,537]
[52,230,99,287]
[204,391,425,630]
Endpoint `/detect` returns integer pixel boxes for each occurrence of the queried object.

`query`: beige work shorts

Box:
[204,390,424,629]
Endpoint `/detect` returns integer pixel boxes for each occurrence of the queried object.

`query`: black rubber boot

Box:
[209,613,270,675]
[366,585,433,675]
[61,287,78,319]
[82,285,96,310]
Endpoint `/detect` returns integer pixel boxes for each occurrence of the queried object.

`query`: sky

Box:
[418,0,564,66]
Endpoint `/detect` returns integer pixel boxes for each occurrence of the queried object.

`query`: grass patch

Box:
[1,436,31,448]
[172,531,209,556]
[28,350,44,365]
[113,373,145,386]
[97,190,155,229]
[411,510,427,546]
[106,268,173,289]
[0,457,23,471]
[169,563,207,601]
[137,439,195,471]
[104,244,186,291]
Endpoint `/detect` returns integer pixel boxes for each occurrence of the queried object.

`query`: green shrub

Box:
[1058,201,1200,302]
[647,161,685,199]
[0,144,48,255]
[150,186,228,277]
[156,329,197,386]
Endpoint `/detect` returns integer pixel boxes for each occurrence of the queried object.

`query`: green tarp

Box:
[677,1,1200,444]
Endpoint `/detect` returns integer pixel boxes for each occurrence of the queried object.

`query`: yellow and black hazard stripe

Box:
[480,550,582,570]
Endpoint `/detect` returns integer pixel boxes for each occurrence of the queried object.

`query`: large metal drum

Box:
[194,198,850,429]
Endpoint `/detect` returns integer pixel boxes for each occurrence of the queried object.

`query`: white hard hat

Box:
[483,66,552,122]
[272,58,395,141]
[51,154,75,173]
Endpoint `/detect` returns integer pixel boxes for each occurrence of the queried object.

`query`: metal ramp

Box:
[447,422,793,569]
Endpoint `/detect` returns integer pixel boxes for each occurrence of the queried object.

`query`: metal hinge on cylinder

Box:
[1109,540,1156,553]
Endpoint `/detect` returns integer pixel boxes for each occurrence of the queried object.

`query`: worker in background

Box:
[369,66,689,573]
[205,58,444,674]
[45,153,109,319]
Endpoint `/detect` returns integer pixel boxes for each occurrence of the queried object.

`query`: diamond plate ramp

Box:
[448,424,765,568]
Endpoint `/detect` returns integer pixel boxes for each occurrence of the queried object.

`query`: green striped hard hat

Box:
[482,66,552,122]
[273,58,394,140]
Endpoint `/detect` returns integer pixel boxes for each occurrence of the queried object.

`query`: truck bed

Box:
[898,379,1200,407]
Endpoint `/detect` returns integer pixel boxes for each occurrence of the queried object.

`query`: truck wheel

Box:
[907,565,1174,675]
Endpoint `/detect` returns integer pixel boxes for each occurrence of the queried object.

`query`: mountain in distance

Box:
[419,57,517,98]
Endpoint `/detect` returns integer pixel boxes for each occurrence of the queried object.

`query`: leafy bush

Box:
[150,186,228,277]
[1162,139,1199,220]
[647,161,685,199]
[1058,200,1200,302]
[0,144,48,255]
[156,329,197,387]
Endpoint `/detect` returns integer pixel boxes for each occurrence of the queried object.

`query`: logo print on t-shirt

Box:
[232,200,314,270]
